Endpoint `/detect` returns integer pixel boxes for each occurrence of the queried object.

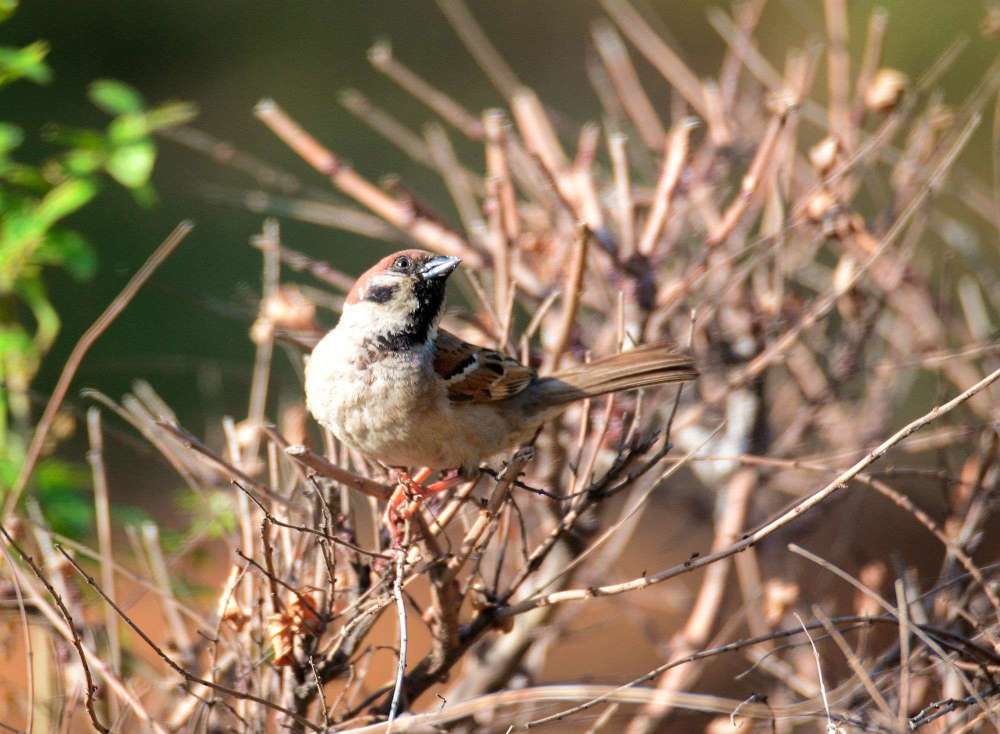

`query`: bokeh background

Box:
[6,0,996,448]
[3,2,1000,729]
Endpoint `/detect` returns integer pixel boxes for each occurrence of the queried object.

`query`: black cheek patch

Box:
[365,274,447,354]
[365,284,397,303]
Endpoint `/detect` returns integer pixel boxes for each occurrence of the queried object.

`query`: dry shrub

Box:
[4,1,1000,733]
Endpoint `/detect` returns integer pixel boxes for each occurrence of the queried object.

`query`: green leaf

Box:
[176,489,236,539]
[0,0,18,23]
[129,182,157,207]
[107,103,197,146]
[0,163,47,190]
[0,209,46,292]
[17,275,59,351]
[0,122,22,153]
[144,101,198,131]
[0,324,38,385]
[35,228,96,280]
[0,457,21,492]
[34,178,98,226]
[89,79,145,115]
[62,147,105,176]
[41,123,106,150]
[107,113,148,144]
[0,41,52,86]
[112,504,153,528]
[34,459,93,539]
[106,140,155,188]
[0,325,33,359]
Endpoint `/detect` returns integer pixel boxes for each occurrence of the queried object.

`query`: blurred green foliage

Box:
[170,489,237,548]
[0,0,195,533]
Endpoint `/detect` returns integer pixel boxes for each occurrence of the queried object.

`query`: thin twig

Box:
[793,611,835,733]
[0,538,34,734]
[543,225,590,372]
[56,546,324,732]
[501,364,1000,617]
[254,99,483,267]
[896,579,912,730]
[387,544,409,727]
[637,118,696,257]
[285,445,393,501]
[0,526,108,733]
[86,408,121,696]
[4,221,193,519]
[600,0,708,118]
[789,544,997,727]
[812,605,894,722]
[435,0,521,99]
[232,480,391,560]
[368,41,484,139]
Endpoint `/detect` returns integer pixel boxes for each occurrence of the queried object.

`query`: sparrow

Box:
[304,249,696,483]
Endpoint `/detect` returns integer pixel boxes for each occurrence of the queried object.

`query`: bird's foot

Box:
[384,468,463,544]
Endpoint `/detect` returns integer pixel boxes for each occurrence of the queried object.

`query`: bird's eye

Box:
[392,255,413,272]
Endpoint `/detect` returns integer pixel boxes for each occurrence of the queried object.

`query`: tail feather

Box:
[536,341,697,407]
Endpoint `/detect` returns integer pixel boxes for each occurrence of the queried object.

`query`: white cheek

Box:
[339,289,418,337]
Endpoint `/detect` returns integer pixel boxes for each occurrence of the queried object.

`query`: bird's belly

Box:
[328,370,425,460]
[306,349,448,467]
[308,367,534,472]
[306,334,543,471]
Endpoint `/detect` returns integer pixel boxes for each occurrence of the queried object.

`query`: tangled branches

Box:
[4,1,1000,732]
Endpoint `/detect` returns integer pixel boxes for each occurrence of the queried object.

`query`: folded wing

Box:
[433,330,535,403]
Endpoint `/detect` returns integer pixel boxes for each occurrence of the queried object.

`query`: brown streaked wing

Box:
[433,329,535,403]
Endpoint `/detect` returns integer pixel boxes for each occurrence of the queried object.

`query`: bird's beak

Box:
[419,255,461,280]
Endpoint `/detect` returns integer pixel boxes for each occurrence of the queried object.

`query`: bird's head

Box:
[340,249,461,350]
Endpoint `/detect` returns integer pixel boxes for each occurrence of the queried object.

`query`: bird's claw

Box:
[383,468,463,545]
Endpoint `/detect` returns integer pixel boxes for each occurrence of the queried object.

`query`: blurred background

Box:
[5,0,996,448]
[3,2,1000,730]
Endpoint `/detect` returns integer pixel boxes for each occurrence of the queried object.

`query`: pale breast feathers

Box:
[433,330,535,403]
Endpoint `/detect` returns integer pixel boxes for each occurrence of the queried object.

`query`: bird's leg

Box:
[384,467,430,539]
[417,468,464,495]
[384,467,464,544]
[402,466,435,488]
